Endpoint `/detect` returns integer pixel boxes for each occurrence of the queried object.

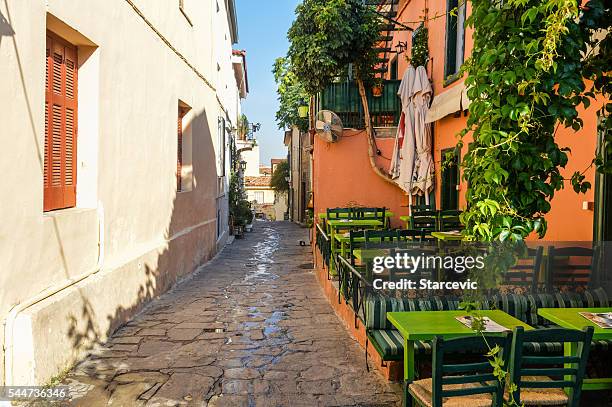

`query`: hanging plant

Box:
[410,23,429,68]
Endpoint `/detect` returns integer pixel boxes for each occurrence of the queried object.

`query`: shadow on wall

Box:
[62,106,221,361]
[2,0,225,386]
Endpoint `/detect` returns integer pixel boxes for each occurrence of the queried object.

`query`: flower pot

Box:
[372,85,383,97]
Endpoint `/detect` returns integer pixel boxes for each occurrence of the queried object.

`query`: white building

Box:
[0,0,245,385]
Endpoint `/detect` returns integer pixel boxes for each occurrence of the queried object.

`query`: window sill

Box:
[443,71,463,88]
[43,206,97,217]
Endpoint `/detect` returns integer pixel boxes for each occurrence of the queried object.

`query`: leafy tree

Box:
[273,57,309,132]
[229,173,253,226]
[287,0,394,183]
[237,114,249,140]
[270,160,290,193]
[459,0,611,241]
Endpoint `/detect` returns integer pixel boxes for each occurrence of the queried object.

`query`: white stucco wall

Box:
[242,145,261,177]
[246,187,276,205]
[0,0,242,385]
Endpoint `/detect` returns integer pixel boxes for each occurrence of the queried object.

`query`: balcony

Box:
[314,80,401,129]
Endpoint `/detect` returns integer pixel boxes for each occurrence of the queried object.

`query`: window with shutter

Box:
[444,0,466,79]
[177,107,185,192]
[44,32,78,212]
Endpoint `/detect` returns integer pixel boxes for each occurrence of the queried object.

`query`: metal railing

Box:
[315,223,331,278]
[314,80,401,129]
[338,255,372,327]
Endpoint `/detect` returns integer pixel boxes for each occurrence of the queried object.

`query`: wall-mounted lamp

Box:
[240,160,247,171]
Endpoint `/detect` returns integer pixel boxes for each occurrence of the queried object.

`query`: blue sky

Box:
[235,0,301,165]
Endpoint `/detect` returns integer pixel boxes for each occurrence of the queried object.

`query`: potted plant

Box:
[371,82,383,97]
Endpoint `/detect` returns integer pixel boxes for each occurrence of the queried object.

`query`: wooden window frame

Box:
[444,0,466,81]
[44,31,78,212]
[441,147,460,210]
[177,106,187,192]
[389,56,398,80]
[218,117,226,177]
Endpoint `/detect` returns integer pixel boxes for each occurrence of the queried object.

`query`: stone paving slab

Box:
[62,221,401,406]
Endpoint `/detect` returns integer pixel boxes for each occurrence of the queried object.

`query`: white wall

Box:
[242,145,261,176]
[0,0,242,385]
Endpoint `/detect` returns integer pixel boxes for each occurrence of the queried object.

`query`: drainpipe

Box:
[2,202,105,386]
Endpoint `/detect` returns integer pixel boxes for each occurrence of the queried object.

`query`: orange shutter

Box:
[44,32,77,211]
[177,109,183,192]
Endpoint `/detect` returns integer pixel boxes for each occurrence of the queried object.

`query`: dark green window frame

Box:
[441,147,460,210]
[444,0,466,82]
[389,56,398,80]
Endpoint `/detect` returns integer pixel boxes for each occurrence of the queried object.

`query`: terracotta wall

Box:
[312,0,602,242]
[312,131,409,227]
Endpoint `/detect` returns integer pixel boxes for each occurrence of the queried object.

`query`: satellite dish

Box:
[315,110,343,143]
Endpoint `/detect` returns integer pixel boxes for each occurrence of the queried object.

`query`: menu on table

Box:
[579,312,612,329]
[456,315,509,332]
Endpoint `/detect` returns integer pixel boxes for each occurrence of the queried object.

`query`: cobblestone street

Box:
[63,222,401,406]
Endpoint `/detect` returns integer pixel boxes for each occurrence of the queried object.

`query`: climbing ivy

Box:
[459,0,611,242]
[410,24,429,68]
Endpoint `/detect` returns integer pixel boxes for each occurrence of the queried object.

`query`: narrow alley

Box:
[63,222,401,406]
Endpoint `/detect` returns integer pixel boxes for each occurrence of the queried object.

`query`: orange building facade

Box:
[312,0,606,242]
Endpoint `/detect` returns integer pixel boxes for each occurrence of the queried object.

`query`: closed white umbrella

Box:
[411,66,434,204]
[390,65,417,206]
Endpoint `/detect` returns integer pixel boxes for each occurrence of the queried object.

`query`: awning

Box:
[425,83,464,123]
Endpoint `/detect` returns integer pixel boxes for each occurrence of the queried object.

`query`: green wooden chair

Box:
[410,209,438,234]
[502,246,544,292]
[508,326,594,406]
[364,229,397,245]
[349,230,367,266]
[396,229,426,242]
[546,245,600,292]
[408,334,512,407]
[438,209,463,232]
[353,206,387,227]
[410,204,435,212]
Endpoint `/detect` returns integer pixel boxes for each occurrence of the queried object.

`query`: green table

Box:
[352,248,389,263]
[538,307,612,391]
[431,231,465,241]
[319,211,394,228]
[327,219,383,274]
[334,234,370,261]
[387,310,533,406]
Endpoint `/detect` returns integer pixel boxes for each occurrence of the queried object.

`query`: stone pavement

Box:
[63,221,401,406]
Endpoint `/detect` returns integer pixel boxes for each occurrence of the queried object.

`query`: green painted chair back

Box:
[388,246,436,281]
[411,209,438,233]
[410,204,435,212]
[429,334,512,407]
[438,209,463,232]
[349,230,367,266]
[503,246,544,292]
[326,208,354,233]
[508,326,594,407]
[396,229,426,242]
[364,229,397,244]
[546,245,600,292]
[353,207,386,226]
